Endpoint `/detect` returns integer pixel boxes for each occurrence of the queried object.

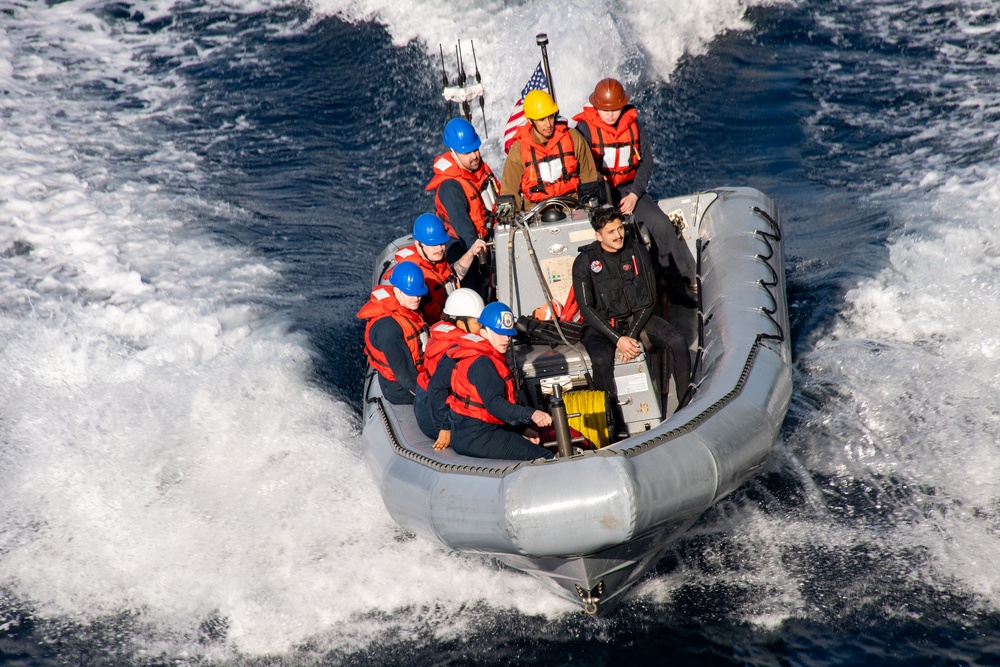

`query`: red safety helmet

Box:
[589,78,630,111]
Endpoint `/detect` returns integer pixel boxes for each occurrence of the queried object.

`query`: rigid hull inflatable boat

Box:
[360,187,792,613]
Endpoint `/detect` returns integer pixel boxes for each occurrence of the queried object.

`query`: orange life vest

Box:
[516,121,580,203]
[416,321,465,391]
[572,105,640,188]
[356,286,427,382]
[446,334,515,425]
[425,151,500,239]
[386,246,457,324]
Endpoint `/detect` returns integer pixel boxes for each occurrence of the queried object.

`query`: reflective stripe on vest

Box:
[516,122,580,203]
[573,106,640,187]
[417,322,463,391]
[447,334,515,425]
[425,152,500,239]
[357,287,427,382]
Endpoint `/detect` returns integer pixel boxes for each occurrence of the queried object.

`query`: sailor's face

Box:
[532,114,556,140]
[461,317,482,335]
[596,218,626,252]
[598,108,623,125]
[418,241,446,263]
[485,328,510,354]
[396,291,422,310]
[455,149,482,172]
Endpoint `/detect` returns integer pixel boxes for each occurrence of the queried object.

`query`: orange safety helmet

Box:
[589,78,630,111]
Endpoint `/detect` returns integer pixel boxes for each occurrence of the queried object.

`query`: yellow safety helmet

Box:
[523,89,559,120]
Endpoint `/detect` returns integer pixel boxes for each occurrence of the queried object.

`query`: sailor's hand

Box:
[616,336,641,362]
[531,410,552,428]
[619,193,638,216]
[524,428,541,445]
[432,429,451,450]
[469,239,488,257]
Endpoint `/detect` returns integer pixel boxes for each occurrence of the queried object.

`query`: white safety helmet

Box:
[442,288,485,319]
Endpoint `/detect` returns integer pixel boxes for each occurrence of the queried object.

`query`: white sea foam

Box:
[0,0,631,657]
[10,0,997,659]
[308,0,782,166]
[757,0,1000,620]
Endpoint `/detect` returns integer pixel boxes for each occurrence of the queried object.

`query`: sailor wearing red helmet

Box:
[574,78,697,307]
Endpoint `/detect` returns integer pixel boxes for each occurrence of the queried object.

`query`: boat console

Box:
[493,196,671,443]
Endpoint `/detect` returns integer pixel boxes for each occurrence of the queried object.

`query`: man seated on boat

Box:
[356,261,429,406]
[572,207,691,421]
[385,213,486,323]
[574,78,697,308]
[413,288,485,451]
[499,89,600,211]
[425,118,498,296]
[447,302,555,461]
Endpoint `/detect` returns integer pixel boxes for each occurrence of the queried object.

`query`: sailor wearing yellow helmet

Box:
[499,89,599,210]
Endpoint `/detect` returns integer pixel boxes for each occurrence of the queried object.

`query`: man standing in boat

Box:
[425,118,498,295]
[386,213,485,323]
[356,262,429,406]
[574,78,697,307]
[499,89,600,210]
[572,207,691,421]
[447,302,555,461]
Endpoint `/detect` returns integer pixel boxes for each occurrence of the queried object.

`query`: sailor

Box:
[574,78,697,307]
[447,302,555,460]
[572,207,691,418]
[499,89,600,211]
[386,213,485,323]
[413,288,485,450]
[424,118,495,293]
[356,261,429,406]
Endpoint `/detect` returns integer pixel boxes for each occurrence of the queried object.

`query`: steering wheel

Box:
[524,196,578,222]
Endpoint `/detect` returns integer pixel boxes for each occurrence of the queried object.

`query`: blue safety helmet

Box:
[389,261,429,297]
[412,213,451,246]
[479,302,517,336]
[442,118,482,153]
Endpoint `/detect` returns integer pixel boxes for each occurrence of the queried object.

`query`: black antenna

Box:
[455,42,472,121]
[439,44,451,117]
[470,40,488,138]
[536,33,556,105]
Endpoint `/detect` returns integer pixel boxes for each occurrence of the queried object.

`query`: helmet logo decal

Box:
[501,312,515,330]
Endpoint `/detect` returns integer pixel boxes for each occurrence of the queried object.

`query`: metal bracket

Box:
[575,581,605,615]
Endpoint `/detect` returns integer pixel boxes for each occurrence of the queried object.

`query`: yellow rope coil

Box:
[564,390,609,449]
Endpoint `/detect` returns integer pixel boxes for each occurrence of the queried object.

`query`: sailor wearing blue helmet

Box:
[446,302,555,460]
[356,261,429,405]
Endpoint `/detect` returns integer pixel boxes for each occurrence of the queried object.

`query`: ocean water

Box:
[1,0,999,664]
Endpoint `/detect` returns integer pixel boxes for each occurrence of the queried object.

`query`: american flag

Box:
[503,63,548,154]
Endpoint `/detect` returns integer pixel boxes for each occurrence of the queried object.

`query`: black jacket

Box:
[572,235,656,343]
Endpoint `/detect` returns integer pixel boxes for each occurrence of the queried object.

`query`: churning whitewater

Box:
[1,0,999,663]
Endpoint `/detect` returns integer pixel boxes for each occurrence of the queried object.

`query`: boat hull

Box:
[361,187,792,612]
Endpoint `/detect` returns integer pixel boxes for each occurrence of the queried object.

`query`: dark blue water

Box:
[2,1,1000,664]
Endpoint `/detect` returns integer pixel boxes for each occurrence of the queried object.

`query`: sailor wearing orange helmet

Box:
[574,78,697,307]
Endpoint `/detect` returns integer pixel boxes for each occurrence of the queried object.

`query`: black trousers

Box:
[628,192,695,280]
[582,315,691,403]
